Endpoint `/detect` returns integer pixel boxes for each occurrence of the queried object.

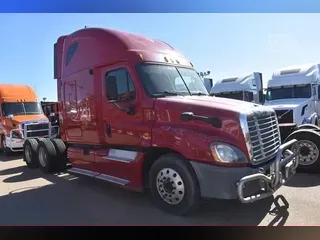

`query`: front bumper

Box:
[7,124,59,152]
[190,139,298,203]
[5,136,24,152]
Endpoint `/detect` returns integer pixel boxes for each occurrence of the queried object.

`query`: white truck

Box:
[264,63,320,173]
[208,72,264,104]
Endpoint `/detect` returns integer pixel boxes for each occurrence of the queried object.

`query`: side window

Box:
[318,85,320,98]
[105,68,136,101]
[66,42,78,66]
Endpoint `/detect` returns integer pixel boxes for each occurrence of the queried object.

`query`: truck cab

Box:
[264,64,320,172]
[210,72,264,104]
[264,64,320,130]
[0,84,51,154]
[23,27,298,216]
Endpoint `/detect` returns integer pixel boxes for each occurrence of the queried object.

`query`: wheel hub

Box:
[300,146,310,156]
[163,179,175,193]
[156,168,185,205]
[292,140,319,166]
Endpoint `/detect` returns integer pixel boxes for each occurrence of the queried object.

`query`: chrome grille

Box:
[247,110,281,164]
[19,121,50,138]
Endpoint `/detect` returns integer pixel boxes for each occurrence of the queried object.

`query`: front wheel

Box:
[1,135,11,156]
[149,154,201,216]
[286,131,320,173]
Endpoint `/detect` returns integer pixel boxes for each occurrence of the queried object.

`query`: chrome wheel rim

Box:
[156,168,185,205]
[38,147,47,168]
[25,145,32,163]
[292,140,319,166]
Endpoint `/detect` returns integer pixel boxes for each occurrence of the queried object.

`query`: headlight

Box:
[11,131,22,139]
[209,142,248,163]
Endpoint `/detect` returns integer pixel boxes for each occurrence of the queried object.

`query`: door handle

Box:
[106,124,111,137]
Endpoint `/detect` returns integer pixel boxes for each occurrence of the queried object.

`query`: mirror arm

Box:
[112,101,135,115]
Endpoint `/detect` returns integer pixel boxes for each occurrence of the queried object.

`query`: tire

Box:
[286,130,320,173]
[23,139,39,168]
[37,138,58,173]
[149,153,201,216]
[297,124,320,130]
[1,135,11,156]
[50,139,67,171]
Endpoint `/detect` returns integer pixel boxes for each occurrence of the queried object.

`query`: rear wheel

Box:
[50,139,67,171]
[149,153,201,216]
[37,139,58,173]
[23,139,39,168]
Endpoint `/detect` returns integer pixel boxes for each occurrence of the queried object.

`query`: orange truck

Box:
[0,84,55,155]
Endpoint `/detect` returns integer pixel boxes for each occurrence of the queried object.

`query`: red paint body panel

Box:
[54,27,253,190]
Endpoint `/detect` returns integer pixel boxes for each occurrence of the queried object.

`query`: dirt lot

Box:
[0,152,320,225]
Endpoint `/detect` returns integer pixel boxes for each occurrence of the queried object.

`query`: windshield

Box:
[136,64,209,97]
[1,102,43,116]
[214,91,244,101]
[266,84,311,101]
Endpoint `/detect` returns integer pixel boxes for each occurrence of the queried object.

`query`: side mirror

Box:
[106,76,119,101]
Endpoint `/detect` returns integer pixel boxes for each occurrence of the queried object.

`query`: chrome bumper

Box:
[237,139,298,203]
[8,123,59,152]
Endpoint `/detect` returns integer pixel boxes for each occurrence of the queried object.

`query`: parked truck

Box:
[208,72,264,104]
[264,63,320,173]
[0,84,55,155]
[21,27,299,216]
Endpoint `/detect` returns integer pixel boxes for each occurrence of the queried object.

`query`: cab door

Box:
[101,64,149,148]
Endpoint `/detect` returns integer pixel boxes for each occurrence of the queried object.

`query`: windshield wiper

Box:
[152,91,184,97]
[191,92,208,96]
[26,112,41,115]
[9,112,26,116]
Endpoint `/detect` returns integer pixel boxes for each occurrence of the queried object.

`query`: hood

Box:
[153,96,269,163]
[11,114,48,123]
[264,98,310,110]
[1,114,48,133]
[10,114,48,128]
[155,95,265,115]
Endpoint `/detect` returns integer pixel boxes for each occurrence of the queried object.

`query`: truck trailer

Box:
[21,27,299,216]
[264,63,320,173]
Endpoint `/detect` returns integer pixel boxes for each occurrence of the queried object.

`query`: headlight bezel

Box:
[209,142,248,164]
[11,131,22,139]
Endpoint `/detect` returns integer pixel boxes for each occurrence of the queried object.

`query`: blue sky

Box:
[0,13,320,101]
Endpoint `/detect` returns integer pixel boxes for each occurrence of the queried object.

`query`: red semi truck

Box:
[22,27,299,216]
